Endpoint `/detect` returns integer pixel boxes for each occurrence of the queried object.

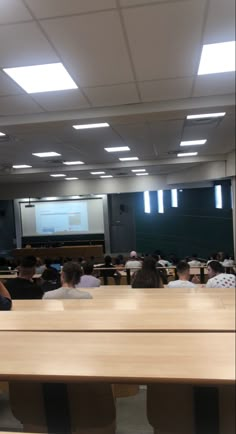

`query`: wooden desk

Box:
[12,295,227,311]
[0,331,234,384]
[1,309,235,332]
[12,245,103,260]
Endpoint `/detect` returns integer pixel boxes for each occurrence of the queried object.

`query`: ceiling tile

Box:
[0,70,24,96]
[0,0,33,24]
[40,11,134,87]
[0,22,58,68]
[25,0,116,18]
[84,83,139,107]
[123,0,206,81]
[0,95,43,115]
[32,89,90,111]
[203,0,235,44]
[139,77,193,102]
[193,72,235,97]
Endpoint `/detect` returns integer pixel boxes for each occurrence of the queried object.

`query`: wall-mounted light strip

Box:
[171,189,178,208]
[157,190,164,214]
[215,185,223,209]
[144,191,151,214]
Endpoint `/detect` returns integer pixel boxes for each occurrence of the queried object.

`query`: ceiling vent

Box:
[186,117,222,127]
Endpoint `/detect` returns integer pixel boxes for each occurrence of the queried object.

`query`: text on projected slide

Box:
[35,202,89,234]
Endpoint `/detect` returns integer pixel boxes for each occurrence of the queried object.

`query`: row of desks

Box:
[0,286,235,434]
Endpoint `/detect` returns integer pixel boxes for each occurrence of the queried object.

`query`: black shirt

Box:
[0,294,12,310]
[6,277,43,300]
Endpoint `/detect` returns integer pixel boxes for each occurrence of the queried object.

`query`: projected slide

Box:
[35,201,88,235]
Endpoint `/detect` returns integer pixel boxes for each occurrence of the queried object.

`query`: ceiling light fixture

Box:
[198,41,236,75]
[177,152,198,157]
[3,62,78,93]
[119,157,139,161]
[180,140,207,146]
[63,161,84,165]
[187,113,226,120]
[0,132,6,136]
[65,177,78,180]
[32,152,61,158]
[100,175,113,178]
[12,165,32,169]
[136,173,149,176]
[73,123,109,130]
[50,174,66,177]
[104,146,130,152]
[90,171,105,175]
[132,169,146,172]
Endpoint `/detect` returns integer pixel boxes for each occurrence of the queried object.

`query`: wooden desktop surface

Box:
[0,331,234,384]
[0,309,235,332]
[12,294,232,311]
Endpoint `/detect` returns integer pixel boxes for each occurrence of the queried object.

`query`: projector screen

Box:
[20,199,104,237]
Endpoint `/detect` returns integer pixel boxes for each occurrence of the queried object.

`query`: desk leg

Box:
[43,383,71,434]
[126,269,131,285]
[194,387,219,434]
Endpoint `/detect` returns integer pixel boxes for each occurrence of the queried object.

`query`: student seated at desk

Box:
[43,261,92,299]
[5,256,43,300]
[0,281,12,310]
[98,255,121,285]
[167,261,196,288]
[132,257,163,288]
[77,262,100,288]
[188,254,201,267]
[206,261,236,288]
[125,251,142,270]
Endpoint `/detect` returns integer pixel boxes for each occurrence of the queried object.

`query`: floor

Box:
[0,386,153,434]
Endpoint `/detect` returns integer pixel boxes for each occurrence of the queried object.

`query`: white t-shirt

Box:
[206,273,236,288]
[167,280,196,288]
[43,287,93,299]
[188,260,202,267]
[77,275,100,288]
[125,260,142,269]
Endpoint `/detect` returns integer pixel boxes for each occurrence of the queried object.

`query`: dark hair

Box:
[62,261,82,285]
[177,261,190,274]
[192,254,198,259]
[20,256,37,268]
[104,255,112,266]
[208,260,224,274]
[42,268,59,281]
[132,257,163,288]
[83,262,94,275]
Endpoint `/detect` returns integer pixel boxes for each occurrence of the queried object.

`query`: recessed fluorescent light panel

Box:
[33,152,61,158]
[0,132,6,136]
[12,165,32,169]
[105,146,130,152]
[132,169,146,173]
[63,161,84,165]
[171,189,178,208]
[3,62,78,93]
[73,123,109,130]
[187,113,226,120]
[65,177,78,180]
[119,157,139,161]
[100,175,113,178]
[180,140,207,146]
[215,185,223,209]
[136,173,149,176]
[157,190,164,214]
[198,41,236,75]
[177,152,198,157]
[50,174,66,177]
[91,172,105,175]
[144,191,151,214]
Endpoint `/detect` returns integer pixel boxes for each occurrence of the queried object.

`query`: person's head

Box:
[142,257,157,271]
[207,260,225,278]
[19,256,37,279]
[176,261,190,279]
[45,258,53,269]
[192,254,198,259]
[42,268,58,282]
[218,251,225,261]
[83,262,94,275]
[130,251,137,259]
[104,255,112,266]
[36,257,43,267]
[61,261,82,287]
